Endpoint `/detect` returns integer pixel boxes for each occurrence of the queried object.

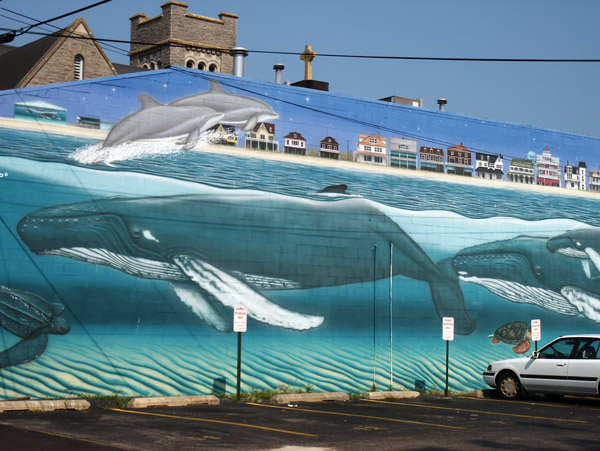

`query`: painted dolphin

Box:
[169,80,279,131]
[0,286,70,368]
[102,95,224,149]
[452,235,600,322]
[17,188,475,334]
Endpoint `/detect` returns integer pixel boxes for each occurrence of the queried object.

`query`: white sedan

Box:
[483,334,600,399]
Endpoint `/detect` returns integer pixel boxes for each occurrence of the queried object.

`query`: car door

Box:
[520,338,577,393]
[568,338,600,395]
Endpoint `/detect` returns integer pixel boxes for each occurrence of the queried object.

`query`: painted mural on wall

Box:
[1,68,600,399]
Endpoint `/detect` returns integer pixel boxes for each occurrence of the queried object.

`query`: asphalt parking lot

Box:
[1,393,599,450]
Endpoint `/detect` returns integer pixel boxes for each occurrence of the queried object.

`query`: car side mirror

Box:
[531,351,539,359]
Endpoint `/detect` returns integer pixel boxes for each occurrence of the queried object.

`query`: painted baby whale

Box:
[452,234,600,322]
[169,80,280,131]
[17,187,475,334]
[546,227,600,280]
[0,286,70,368]
[102,95,224,149]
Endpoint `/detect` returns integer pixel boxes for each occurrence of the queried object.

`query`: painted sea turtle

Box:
[0,286,70,368]
[489,321,531,354]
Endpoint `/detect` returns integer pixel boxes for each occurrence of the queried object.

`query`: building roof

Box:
[321,136,339,145]
[0,17,117,90]
[112,63,148,75]
[250,122,275,134]
[285,131,306,140]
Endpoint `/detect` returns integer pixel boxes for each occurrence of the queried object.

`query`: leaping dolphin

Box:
[169,80,279,131]
[102,95,224,149]
[17,188,475,334]
[451,234,600,323]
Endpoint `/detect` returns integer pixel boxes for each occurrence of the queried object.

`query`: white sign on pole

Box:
[442,317,454,341]
[233,306,247,333]
[531,319,541,342]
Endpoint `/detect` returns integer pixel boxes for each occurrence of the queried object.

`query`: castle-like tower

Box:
[129,1,238,74]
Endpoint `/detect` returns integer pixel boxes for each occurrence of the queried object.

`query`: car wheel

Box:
[497,372,522,400]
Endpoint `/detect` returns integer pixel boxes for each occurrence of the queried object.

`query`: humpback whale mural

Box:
[0,286,70,368]
[17,187,475,334]
[100,80,279,150]
[451,231,600,323]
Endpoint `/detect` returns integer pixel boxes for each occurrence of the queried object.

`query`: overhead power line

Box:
[0,5,128,57]
[5,28,600,63]
[0,0,112,43]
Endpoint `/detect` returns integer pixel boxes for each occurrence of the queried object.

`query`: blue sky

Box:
[1,0,599,137]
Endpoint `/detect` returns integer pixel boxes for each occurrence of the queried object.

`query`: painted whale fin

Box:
[170,282,229,331]
[209,80,226,92]
[0,334,48,369]
[172,255,324,331]
[430,258,476,335]
[138,94,163,109]
[318,184,348,194]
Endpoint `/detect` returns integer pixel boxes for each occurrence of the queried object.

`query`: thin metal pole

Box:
[389,241,393,391]
[372,244,377,391]
[445,340,449,397]
[236,332,242,401]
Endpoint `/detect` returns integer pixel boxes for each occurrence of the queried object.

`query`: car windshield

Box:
[538,338,578,359]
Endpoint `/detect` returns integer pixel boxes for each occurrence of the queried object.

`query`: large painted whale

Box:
[169,80,279,131]
[102,96,224,150]
[17,189,475,334]
[451,232,600,322]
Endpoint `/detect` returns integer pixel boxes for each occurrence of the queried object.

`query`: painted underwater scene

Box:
[1,126,600,399]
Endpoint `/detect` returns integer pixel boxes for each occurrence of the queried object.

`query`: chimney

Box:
[273,63,285,84]
[230,47,248,77]
[437,98,447,111]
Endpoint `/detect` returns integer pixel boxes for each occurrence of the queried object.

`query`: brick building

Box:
[0,18,118,89]
[129,1,238,74]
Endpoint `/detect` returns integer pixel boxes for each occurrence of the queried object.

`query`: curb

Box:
[0,399,90,412]
[270,392,349,404]
[362,391,420,400]
[126,395,220,408]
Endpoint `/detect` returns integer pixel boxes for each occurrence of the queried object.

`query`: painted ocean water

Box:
[1,126,600,399]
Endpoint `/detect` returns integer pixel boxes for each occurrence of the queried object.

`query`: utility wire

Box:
[2,28,600,63]
[0,5,129,57]
[0,0,112,42]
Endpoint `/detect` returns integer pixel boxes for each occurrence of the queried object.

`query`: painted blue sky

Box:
[1,0,599,137]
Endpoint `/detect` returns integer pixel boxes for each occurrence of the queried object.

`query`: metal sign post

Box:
[233,306,247,401]
[531,319,541,352]
[442,317,454,397]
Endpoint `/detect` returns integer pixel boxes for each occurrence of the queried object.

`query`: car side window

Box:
[538,338,577,359]
[574,339,600,359]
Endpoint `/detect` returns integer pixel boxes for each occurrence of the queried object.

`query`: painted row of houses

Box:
[11,100,596,192]
[212,122,595,191]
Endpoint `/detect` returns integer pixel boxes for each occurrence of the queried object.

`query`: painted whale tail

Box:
[430,258,476,335]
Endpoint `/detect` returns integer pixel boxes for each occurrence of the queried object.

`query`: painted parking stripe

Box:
[459,395,600,410]
[111,408,317,437]
[364,399,588,423]
[247,402,466,430]
[10,426,131,449]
